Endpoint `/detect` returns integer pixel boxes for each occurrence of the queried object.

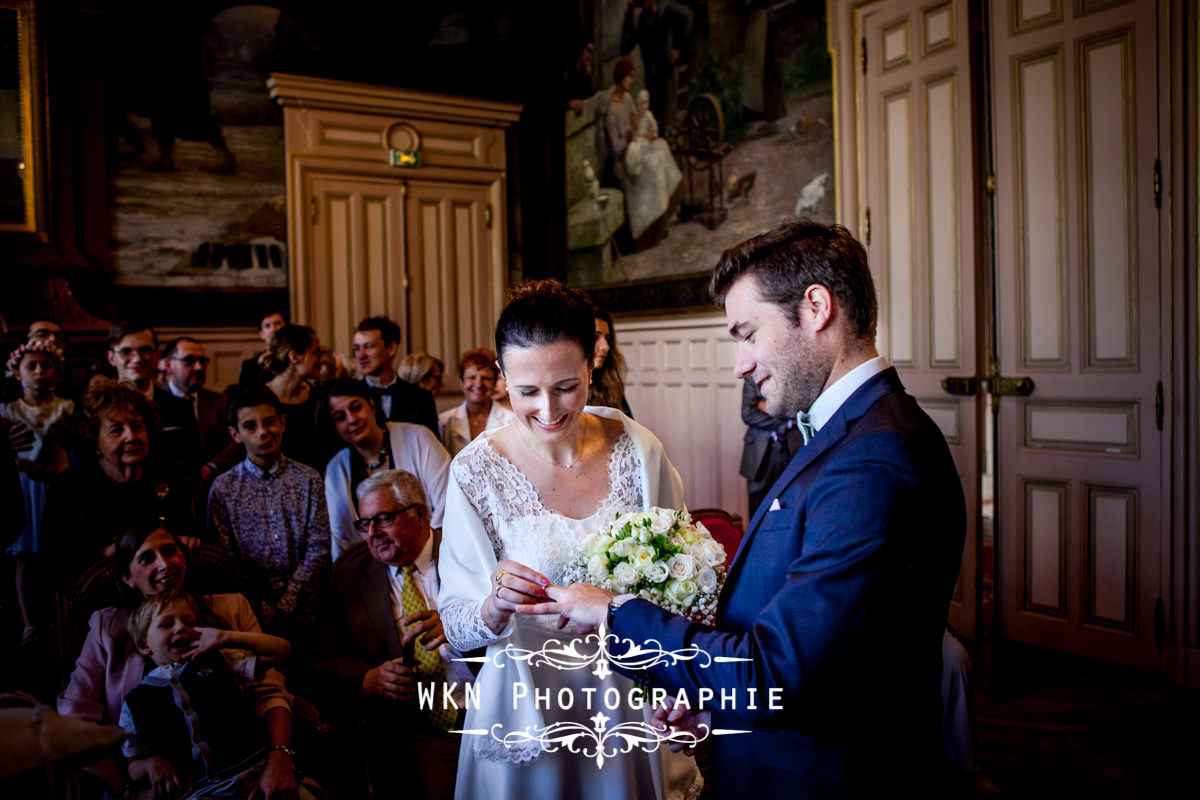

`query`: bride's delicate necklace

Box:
[517,413,589,470]
[364,442,389,470]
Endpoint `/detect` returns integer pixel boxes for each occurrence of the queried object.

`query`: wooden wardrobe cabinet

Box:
[269,74,521,388]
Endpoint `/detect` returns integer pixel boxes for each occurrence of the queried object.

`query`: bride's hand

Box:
[532,583,614,629]
[483,560,551,633]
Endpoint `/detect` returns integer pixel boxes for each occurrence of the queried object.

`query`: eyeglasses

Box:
[170,356,210,367]
[352,503,421,534]
[113,345,156,360]
[30,329,67,344]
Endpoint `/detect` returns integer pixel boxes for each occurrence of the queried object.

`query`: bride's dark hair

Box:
[495,280,596,369]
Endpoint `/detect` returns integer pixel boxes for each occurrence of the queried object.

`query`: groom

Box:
[545,220,966,797]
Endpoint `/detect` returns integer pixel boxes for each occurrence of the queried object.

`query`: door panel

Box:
[307,175,407,359]
[990,0,1163,669]
[859,0,982,637]
[404,181,499,394]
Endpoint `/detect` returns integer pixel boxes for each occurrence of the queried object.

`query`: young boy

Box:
[207,389,331,634]
[120,590,295,798]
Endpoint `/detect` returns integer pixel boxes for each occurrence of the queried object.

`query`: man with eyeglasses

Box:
[162,337,241,483]
[316,469,469,800]
[106,321,201,470]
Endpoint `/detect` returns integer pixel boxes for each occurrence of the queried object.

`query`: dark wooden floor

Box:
[967,639,1198,799]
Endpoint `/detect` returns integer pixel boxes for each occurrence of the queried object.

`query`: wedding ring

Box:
[495,570,507,597]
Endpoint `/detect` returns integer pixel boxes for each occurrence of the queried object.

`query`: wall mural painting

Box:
[108,5,287,289]
[566,0,835,313]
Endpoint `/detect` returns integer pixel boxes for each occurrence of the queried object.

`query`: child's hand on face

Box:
[180,627,225,661]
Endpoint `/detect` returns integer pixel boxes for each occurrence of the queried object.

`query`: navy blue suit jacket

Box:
[613,368,965,798]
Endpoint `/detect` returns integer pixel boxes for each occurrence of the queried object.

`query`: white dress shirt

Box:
[806,356,889,432]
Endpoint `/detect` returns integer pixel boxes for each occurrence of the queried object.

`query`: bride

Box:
[437,281,702,799]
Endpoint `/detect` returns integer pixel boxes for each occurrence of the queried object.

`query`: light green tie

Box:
[398,565,457,730]
[796,411,816,446]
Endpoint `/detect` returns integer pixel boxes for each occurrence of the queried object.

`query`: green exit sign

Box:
[390,149,420,168]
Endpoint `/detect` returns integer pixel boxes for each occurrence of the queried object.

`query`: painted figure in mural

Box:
[605,60,682,244]
[620,0,692,127]
[565,35,596,115]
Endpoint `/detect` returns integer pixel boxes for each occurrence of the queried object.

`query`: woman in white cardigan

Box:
[438,348,515,457]
[321,378,451,561]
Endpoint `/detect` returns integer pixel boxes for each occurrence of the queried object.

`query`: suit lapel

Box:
[362,558,405,659]
[724,368,906,582]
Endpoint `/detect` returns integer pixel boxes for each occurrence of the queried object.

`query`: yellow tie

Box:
[398,565,457,730]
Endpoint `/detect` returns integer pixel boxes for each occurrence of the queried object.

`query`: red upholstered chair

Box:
[689,508,745,563]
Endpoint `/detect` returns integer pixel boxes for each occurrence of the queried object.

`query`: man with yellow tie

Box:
[316,469,471,800]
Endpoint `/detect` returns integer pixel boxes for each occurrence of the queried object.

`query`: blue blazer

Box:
[613,368,965,798]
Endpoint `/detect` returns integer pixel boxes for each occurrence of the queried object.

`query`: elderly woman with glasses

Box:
[43,379,198,589]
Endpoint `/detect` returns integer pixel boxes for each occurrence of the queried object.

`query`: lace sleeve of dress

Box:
[440,599,502,651]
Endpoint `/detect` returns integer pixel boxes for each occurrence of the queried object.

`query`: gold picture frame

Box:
[0,0,44,236]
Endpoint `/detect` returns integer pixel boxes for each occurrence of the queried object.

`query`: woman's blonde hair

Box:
[257,324,317,380]
[398,352,443,385]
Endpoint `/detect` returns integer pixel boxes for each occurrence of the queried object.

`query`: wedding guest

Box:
[587,309,632,416]
[322,379,449,561]
[239,311,287,387]
[398,352,444,398]
[208,388,330,632]
[105,321,201,470]
[260,323,329,470]
[547,220,967,798]
[437,348,514,458]
[739,377,802,516]
[354,316,439,436]
[437,279,700,799]
[120,590,320,800]
[2,339,73,642]
[1,319,68,403]
[58,521,294,799]
[317,470,470,800]
[43,379,196,588]
[162,337,241,484]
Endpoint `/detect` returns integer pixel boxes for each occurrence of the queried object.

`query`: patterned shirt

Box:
[207,455,330,617]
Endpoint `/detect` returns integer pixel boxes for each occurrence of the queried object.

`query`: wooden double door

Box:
[845,0,1168,671]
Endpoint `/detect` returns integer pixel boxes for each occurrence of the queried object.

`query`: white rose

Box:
[643,561,670,583]
[668,553,697,580]
[636,527,653,543]
[696,567,718,594]
[679,525,700,545]
[632,545,656,569]
[664,578,699,608]
[582,533,614,556]
[587,554,610,581]
[611,538,636,558]
[649,508,675,534]
[701,538,727,567]
[611,561,639,587]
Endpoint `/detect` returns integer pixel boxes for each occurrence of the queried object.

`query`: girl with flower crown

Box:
[1,339,73,643]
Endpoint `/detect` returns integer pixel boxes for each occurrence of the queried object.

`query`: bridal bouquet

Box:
[563,508,727,624]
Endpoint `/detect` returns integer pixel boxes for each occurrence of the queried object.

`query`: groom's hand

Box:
[651,696,710,755]
[535,583,614,628]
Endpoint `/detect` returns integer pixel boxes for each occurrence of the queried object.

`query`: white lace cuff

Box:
[442,599,511,651]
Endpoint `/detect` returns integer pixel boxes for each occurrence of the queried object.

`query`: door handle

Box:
[989,375,1035,397]
[941,376,978,396]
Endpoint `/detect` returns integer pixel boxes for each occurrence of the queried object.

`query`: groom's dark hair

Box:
[495,280,596,369]
[710,219,877,341]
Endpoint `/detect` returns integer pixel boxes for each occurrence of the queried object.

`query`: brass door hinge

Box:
[484,203,494,230]
[310,197,317,224]
[864,207,871,246]
[861,36,867,75]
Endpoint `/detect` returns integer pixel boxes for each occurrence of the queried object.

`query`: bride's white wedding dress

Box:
[438,406,702,800]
